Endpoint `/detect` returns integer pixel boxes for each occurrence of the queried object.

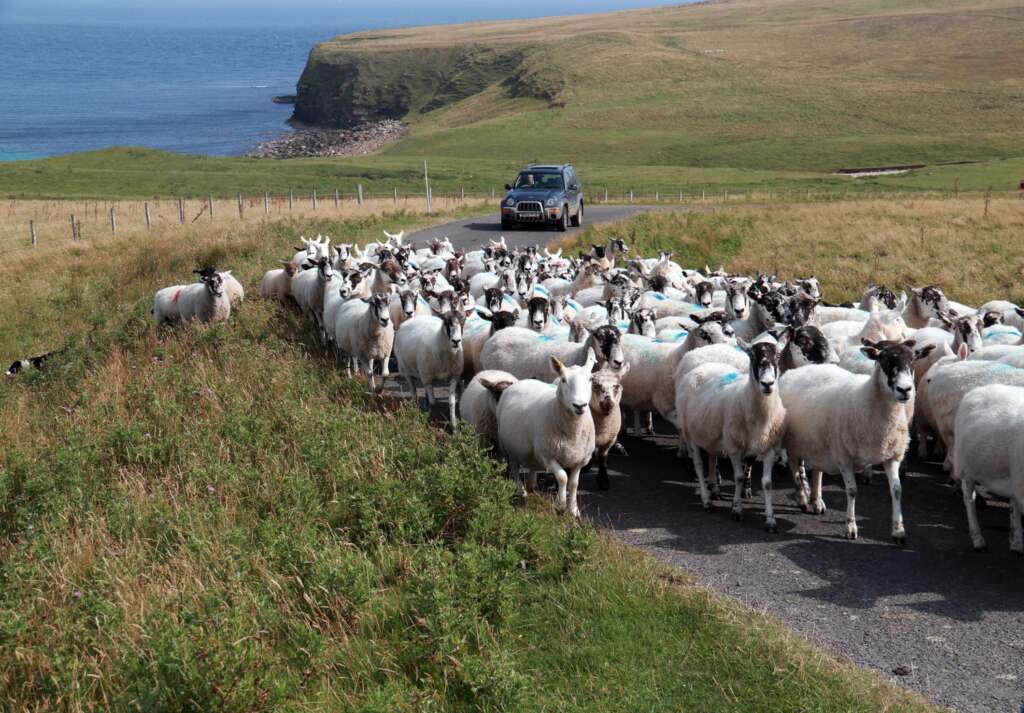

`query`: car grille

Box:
[515,202,544,221]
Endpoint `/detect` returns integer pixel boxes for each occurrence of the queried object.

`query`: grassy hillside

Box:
[303,0,1024,172]
[0,210,941,711]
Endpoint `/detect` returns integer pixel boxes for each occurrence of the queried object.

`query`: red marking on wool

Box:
[172,289,182,304]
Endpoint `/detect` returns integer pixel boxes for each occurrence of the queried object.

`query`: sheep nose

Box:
[451,339,462,348]
[572,403,587,415]
[895,385,912,400]
[612,359,624,369]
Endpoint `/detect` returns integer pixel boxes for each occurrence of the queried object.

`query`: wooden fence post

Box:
[357,184,364,205]
[312,189,318,210]
[604,188,609,202]
[335,189,340,209]
[289,190,294,211]
[264,191,270,215]
[238,193,243,218]
[655,191,660,202]
[144,202,151,230]
[460,186,465,202]
[179,198,185,224]
[629,190,633,203]
[110,207,117,233]
[30,220,37,248]
[490,186,495,200]
[394,187,398,205]
[70,214,77,240]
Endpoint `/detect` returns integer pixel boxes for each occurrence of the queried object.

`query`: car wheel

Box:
[501,218,513,231]
[557,206,570,232]
[571,201,583,227]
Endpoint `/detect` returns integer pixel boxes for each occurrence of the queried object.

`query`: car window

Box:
[514,172,564,191]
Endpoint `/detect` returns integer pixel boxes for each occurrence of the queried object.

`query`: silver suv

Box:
[500,164,584,232]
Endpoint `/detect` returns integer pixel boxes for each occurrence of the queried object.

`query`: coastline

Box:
[246,120,405,159]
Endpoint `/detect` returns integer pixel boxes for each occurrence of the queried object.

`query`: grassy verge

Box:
[0,212,940,711]
[553,196,1024,306]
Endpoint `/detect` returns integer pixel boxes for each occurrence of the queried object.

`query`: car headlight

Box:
[547,197,559,207]
[504,197,516,207]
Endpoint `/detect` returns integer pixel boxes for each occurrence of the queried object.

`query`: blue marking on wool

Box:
[647,291,668,301]
[537,334,559,342]
[717,371,742,388]
[535,284,550,296]
[985,326,1021,338]
[988,362,1020,373]
[568,299,583,311]
[618,320,631,331]
[418,296,430,308]
[656,330,688,343]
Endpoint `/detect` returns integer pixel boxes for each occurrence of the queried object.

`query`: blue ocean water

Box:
[0,21,346,160]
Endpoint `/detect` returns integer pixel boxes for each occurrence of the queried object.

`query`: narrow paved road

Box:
[405,207,1024,713]
[409,205,681,252]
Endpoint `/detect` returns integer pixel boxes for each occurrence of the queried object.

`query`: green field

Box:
[0,210,940,711]
[2,0,1023,200]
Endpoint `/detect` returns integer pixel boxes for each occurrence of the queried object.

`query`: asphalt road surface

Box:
[408,207,1024,713]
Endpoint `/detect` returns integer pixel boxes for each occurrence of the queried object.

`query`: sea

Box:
[0,21,348,161]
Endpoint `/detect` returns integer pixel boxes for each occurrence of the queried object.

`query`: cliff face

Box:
[293,41,557,128]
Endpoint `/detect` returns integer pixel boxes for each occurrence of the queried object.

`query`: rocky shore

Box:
[247,120,404,159]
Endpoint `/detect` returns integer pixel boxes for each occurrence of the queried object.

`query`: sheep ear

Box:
[737,338,752,355]
[361,297,372,304]
[957,343,970,361]
[479,311,493,322]
[549,356,567,378]
[860,345,881,361]
[897,292,908,312]
[938,311,954,328]
[584,347,597,370]
[914,344,936,361]
[479,377,515,396]
[618,361,631,378]
[1015,307,1024,319]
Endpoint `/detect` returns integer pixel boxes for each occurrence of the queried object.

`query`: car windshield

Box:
[514,172,564,191]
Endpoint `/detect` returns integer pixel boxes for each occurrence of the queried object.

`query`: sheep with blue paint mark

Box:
[678,338,789,529]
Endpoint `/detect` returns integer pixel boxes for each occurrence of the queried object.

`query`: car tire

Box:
[557,206,570,232]
[571,201,583,227]
[501,218,513,231]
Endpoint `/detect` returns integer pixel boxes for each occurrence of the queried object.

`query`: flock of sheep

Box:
[150,230,1024,557]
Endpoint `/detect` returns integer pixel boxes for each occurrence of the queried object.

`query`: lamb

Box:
[153,267,231,327]
[390,287,431,331]
[952,384,1024,554]
[480,324,624,381]
[394,312,466,423]
[493,351,597,516]
[778,339,935,543]
[259,261,298,304]
[460,370,519,446]
[291,257,335,344]
[587,362,629,490]
[678,338,788,530]
[333,292,395,390]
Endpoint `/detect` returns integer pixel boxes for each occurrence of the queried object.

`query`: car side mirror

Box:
[504,184,512,191]
[569,184,579,191]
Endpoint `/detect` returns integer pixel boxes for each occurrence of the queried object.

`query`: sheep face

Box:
[195,267,224,298]
[442,311,465,350]
[691,312,736,346]
[483,288,507,313]
[317,258,335,284]
[981,310,1004,328]
[602,298,628,324]
[514,270,536,301]
[364,293,392,328]
[591,244,607,260]
[787,293,819,327]
[629,308,657,337]
[526,297,550,331]
[340,271,362,299]
[914,285,949,318]
[797,277,822,300]
[551,351,596,416]
[726,281,749,319]
[646,274,669,294]
[588,325,625,370]
[861,339,935,403]
[864,285,899,311]
[399,289,418,318]
[481,310,519,333]
[942,313,985,353]
[694,281,715,308]
[786,325,839,367]
[590,362,628,416]
[550,295,569,324]
[743,340,785,395]
[611,237,629,255]
[753,290,791,327]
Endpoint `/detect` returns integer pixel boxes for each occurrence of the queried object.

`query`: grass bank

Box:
[0,212,938,710]
[554,196,1024,306]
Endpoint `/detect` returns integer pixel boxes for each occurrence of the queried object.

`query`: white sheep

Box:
[218,271,244,305]
[460,369,518,446]
[778,339,934,543]
[291,257,335,343]
[587,362,629,491]
[394,312,466,423]
[462,309,520,378]
[493,351,597,516]
[390,287,432,331]
[333,292,395,390]
[678,338,788,530]
[153,267,231,327]
[952,384,1024,554]
[480,324,624,381]
[259,261,298,304]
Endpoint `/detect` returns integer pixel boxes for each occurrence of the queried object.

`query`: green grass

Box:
[0,211,939,711]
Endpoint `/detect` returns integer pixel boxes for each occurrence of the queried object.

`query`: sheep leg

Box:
[761,452,779,533]
[791,462,811,512]
[632,410,641,436]
[676,432,687,460]
[381,355,391,377]
[508,460,527,498]
[708,455,721,500]
[1010,498,1023,554]
[596,452,610,491]
[644,411,655,436]
[448,377,459,423]
[961,478,987,552]
[567,465,583,518]
[883,458,906,545]
[549,462,569,514]
[743,462,754,500]
[810,470,826,514]
[690,447,712,511]
[839,468,859,540]
[367,359,378,391]
[730,454,745,520]
[526,471,538,493]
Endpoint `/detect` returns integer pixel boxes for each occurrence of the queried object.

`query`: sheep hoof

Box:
[845,526,858,540]
[702,502,714,513]
[766,523,778,534]
[743,488,753,499]
[892,535,907,547]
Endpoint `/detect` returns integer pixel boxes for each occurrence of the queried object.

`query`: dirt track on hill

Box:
[408,210,1024,713]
